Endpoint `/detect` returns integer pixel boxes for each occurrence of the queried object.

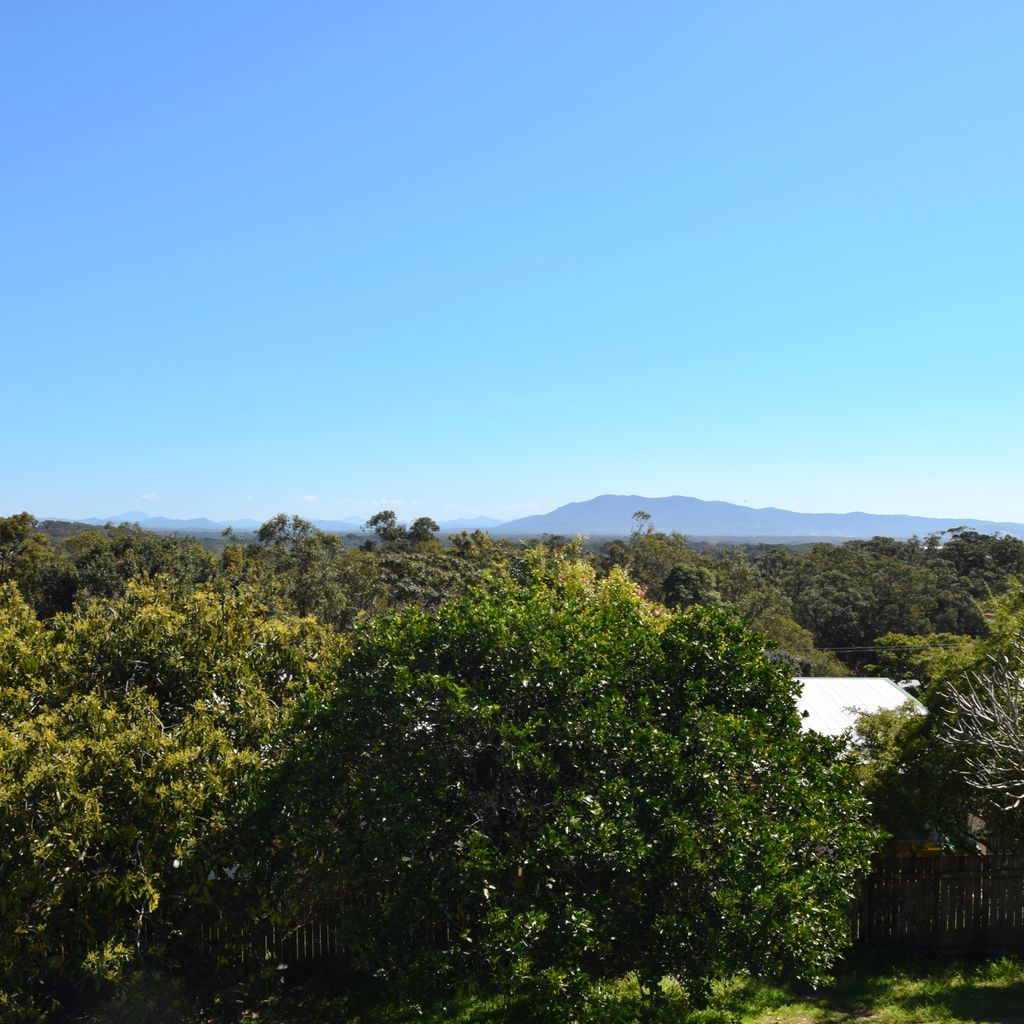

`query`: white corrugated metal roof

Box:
[794,677,926,737]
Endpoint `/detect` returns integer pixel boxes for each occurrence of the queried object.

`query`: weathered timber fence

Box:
[201,918,344,965]
[852,853,1024,953]
[201,854,1024,964]
[199,901,463,966]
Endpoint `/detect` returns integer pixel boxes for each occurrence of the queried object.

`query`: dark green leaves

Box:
[260,553,877,1015]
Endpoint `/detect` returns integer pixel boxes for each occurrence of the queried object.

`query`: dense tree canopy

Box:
[852,704,974,847]
[253,553,876,1015]
[0,580,342,1019]
[853,582,1024,851]
[5,509,1024,1018]
[11,512,1024,682]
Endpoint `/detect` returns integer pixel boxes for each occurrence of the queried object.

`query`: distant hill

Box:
[490,494,1024,541]
[80,511,154,526]
[51,512,506,535]
[63,513,360,534]
[76,513,262,533]
[45,497,1024,541]
[438,516,505,531]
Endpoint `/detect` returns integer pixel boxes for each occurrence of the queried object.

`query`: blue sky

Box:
[3,2,1023,524]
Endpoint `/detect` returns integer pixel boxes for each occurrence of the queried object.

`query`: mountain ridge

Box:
[490,494,1024,540]
[37,496,1024,541]
[49,513,506,534]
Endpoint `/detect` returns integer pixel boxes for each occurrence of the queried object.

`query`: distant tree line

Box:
[7,510,1023,678]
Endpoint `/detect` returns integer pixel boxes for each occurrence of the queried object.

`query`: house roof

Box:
[794,676,926,737]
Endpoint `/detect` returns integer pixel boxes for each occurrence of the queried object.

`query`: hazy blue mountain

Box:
[51,496,1024,541]
[62,513,364,534]
[438,516,506,530]
[309,516,507,533]
[308,518,366,532]
[81,511,153,525]
[79,513,230,532]
[57,513,506,535]
[490,494,1024,541]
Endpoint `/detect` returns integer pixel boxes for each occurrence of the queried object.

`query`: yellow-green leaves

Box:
[0,580,342,1016]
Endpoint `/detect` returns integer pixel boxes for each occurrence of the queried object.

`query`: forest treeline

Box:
[3,509,1024,1020]
[5,509,1024,676]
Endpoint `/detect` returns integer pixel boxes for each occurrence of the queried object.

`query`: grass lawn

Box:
[714,952,1024,1024]
[80,952,1024,1024]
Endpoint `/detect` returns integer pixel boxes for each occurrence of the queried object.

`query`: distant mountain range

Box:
[490,494,1024,541]
[42,496,1024,542]
[60,512,506,534]
[75,512,268,532]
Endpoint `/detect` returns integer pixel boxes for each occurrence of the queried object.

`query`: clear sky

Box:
[3,2,1023,524]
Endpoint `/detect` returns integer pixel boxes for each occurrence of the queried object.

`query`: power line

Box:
[817,642,967,653]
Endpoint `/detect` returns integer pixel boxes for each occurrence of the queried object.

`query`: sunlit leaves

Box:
[0,580,341,1015]
[260,552,876,1015]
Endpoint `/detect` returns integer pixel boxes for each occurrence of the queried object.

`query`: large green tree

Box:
[254,553,876,1016]
[0,580,341,1019]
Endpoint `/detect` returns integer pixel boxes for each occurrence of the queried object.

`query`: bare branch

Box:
[943,637,1024,811]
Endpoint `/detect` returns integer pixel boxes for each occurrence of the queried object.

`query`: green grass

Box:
[77,953,1024,1024]
[713,952,1024,1024]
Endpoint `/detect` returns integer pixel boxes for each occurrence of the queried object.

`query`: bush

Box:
[254,553,877,1017]
[0,580,341,1017]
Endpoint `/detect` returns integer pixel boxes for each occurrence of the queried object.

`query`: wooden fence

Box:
[201,854,1024,964]
[852,853,1024,952]
[200,918,344,965]
[199,901,462,967]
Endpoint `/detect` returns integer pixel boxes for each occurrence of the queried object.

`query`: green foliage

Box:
[256,553,877,1018]
[254,516,389,628]
[362,510,441,552]
[663,564,719,610]
[884,583,1024,701]
[602,526,705,605]
[64,525,216,606]
[601,530,846,674]
[256,513,317,548]
[9,509,1024,1019]
[868,631,973,691]
[0,515,218,619]
[61,952,1024,1024]
[0,580,341,1017]
[0,512,40,581]
[852,704,973,845]
[937,528,1024,602]
[857,586,1024,849]
[87,969,192,1024]
[753,532,1024,670]
[0,514,76,619]
[712,551,846,675]
[246,513,487,628]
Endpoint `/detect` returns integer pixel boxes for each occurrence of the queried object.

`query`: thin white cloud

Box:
[141,491,159,501]
[301,494,320,503]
